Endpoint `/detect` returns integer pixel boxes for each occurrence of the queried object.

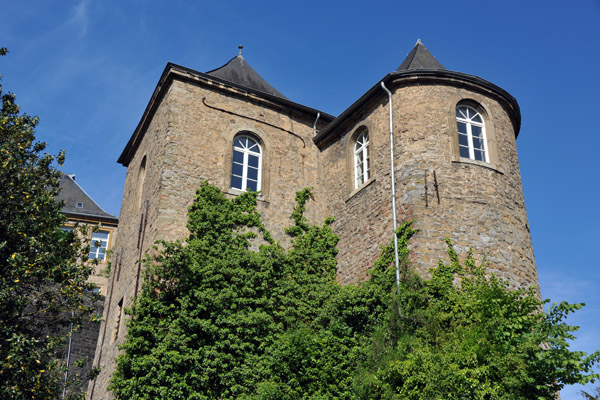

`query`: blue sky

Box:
[1,1,599,398]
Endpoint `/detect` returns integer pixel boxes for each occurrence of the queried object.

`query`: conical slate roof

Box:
[206,51,286,99]
[397,39,445,71]
[56,173,118,221]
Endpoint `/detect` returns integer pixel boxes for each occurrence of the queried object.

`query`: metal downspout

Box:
[380,81,401,294]
[313,112,321,137]
[62,311,74,399]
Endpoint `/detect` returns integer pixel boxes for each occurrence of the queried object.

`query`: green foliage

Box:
[354,240,600,399]
[0,50,95,399]
[581,386,600,400]
[110,182,599,399]
[111,182,415,399]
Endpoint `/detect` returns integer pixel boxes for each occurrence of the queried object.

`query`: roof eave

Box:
[118,63,334,166]
[314,69,521,147]
[63,211,119,225]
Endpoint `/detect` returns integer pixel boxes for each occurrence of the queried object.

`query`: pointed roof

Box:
[56,173,118,222]
[315,40,521,145]
[118,61,333,166]
[206,49,286,99]
[397,39,445,71]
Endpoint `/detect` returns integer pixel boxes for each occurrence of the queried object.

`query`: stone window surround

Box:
[111,297,124,345]
[354,129,370,189]
[224,129,270,200]
[346,121,375,199]
[61,223,116,262]
[230,135,262,191]
[89,227,116,262]
[456,105,488,162]
[448,96,504,174]
[136,155,146,209]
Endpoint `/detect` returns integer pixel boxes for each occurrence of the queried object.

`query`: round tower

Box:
[316,40,538,290]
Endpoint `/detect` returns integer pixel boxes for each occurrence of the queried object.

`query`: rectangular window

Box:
[89,230,110,261]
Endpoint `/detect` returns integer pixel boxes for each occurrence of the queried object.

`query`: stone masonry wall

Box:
[318,96,398,286]
[156,80,324,249]
[90,73,539,399]
[319,81,538,290]
[87,84,171,399]
[64,299,103,395]
[88,79,325,399]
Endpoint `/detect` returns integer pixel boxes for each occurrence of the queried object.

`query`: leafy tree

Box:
[581,387,600,400]
[110,183,409,399]
[0,49,96,399]
[110,181,599,399]
[354,241,600,399]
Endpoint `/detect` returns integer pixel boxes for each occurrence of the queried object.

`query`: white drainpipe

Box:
[380,81,401,294]
[313,112,321,137]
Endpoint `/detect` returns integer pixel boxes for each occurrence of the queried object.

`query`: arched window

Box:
[136,155,146,209]
[230,135,262,192]
[456,105,488,162]
[354,130,370,189]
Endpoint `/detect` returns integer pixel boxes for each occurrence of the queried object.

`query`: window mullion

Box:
[354,151,359,188]
[355,149,360,188]
[257,150,262,191]
[480,123,489,162]
[242,150,249,191]
[363,146,369,182]
[467,122,475,160]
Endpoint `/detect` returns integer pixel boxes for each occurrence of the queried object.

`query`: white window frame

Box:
[456,105,489,163]
[354,130,370,189]
[89,230,110,261]
[230,135,262,192]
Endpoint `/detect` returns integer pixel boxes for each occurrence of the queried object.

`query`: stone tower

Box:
[316,41,536,288]
[88,41,538,399]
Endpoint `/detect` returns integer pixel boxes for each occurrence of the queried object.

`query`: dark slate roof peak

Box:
[56,173,118,221]
[397,40,445,71]
[205,51,287,99]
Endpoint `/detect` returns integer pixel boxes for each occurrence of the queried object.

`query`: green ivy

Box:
[354,241,600,399]
[110,182,599,399]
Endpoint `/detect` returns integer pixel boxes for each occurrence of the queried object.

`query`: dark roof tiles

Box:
[56,173,118,221]
[206,54,286,99]
[397,39,445,71]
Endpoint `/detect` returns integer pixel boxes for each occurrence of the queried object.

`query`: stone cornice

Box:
[118,63,334,166]
[314,69,521,148]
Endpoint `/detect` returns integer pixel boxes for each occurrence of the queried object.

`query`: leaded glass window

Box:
[230,135,262,192]
[456,105,488,162]
[354,130,370,189]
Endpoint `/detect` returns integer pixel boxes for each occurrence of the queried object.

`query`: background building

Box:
[56,173,118,393]
[57,173,119,295]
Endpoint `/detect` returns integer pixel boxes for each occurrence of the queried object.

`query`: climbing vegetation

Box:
[1,48,96,400]
[110,182,599,399]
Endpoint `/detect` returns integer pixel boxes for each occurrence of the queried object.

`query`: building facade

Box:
[57,173,119,296]
[56,173,119,393]
[88,41,538,398]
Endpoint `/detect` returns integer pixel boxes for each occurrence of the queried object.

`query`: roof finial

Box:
[416,38,423,46]
[238,44,243,57]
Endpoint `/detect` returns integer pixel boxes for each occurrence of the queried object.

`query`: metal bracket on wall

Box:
[134,200,149,297]
[433,170,440,205]
[116,249,123,282]
[202,97,306,148]
[424,171,429,207]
